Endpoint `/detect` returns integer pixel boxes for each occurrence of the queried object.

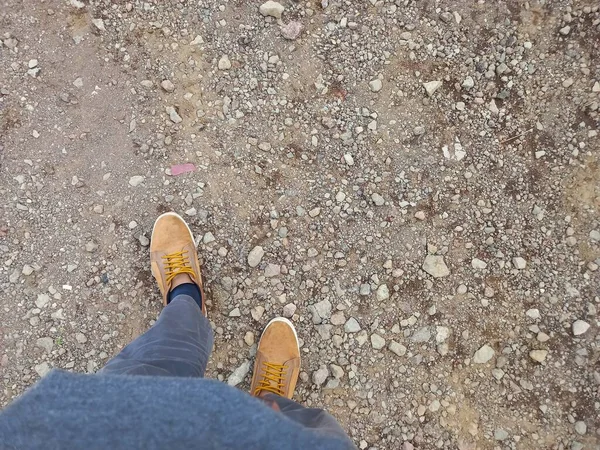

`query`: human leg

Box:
[261,394,353,442]
[100,294,213,376]
[101,212,212,377]
[250,318,354,444]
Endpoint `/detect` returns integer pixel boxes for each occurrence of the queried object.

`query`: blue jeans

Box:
[100,295,350,441]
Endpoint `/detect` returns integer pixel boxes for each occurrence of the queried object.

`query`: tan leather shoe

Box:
[250,318,301,399]
[150,212,206,315]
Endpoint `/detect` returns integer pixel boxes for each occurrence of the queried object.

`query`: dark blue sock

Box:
[168,283,202,310]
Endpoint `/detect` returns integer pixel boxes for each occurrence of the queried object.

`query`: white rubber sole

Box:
[258,317,300,349]
[151,211,196,247]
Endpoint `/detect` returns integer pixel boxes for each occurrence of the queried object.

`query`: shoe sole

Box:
[258,317,300,350]
[151,211,196,248]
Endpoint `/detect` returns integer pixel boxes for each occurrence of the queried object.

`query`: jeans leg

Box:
[100,295,213,377]
[261,394,355,446]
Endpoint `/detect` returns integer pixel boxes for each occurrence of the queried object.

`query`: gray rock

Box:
[422,255,450,278]
[203,232,215,244]
[344,317,361,333]
[312,299,332,322]
[281,21,303,40]
[389,340,407,357]
[248,246,265,267]
[330,364,344,379]
[494,429,509,441]
[35,293,50,308]
[462,76,474,89]
[227,360,251,386]
[376,284,390,301]
[282,303,296,318]
[312,366,329,387]
[34,362,50,377]
[370,333,386,350]
[36,337,53,354]
[160,79,175,92]
[574,421,586,435]
[411,327,431,343]
[264,263,281,277]
[166,106,182,123]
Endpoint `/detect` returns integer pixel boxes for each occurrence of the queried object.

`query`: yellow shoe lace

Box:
[162,250,196,285]
[254,362,287,397]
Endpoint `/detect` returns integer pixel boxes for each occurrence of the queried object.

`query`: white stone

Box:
[559,25,571,35]
[369,79,382,92]
[247,246,265,267]
[128,175,145,186]
[526,308,540,320]
[161,79,175,92]
[462,76,474,89]
[35,293,51,308]
[494,429,509,441]
[91,18,105,31]
[423,80,442,96]
[572,320,590,336]
[435,326,450,343]
[218,55,232,70]
[422,255,450,278]
[371,193,385,206]
[574,421,587,435]
[529,349,548,362]
[166,106,182,123]
[259,1,285,19]
[251,305,265,321]
[473,344,495,364]
[513,257,527,269]
[471,258,487,269]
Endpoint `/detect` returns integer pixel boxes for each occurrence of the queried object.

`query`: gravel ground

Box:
[1,0,599,448]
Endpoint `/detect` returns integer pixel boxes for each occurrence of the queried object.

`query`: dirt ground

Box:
[1,0,599,448]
